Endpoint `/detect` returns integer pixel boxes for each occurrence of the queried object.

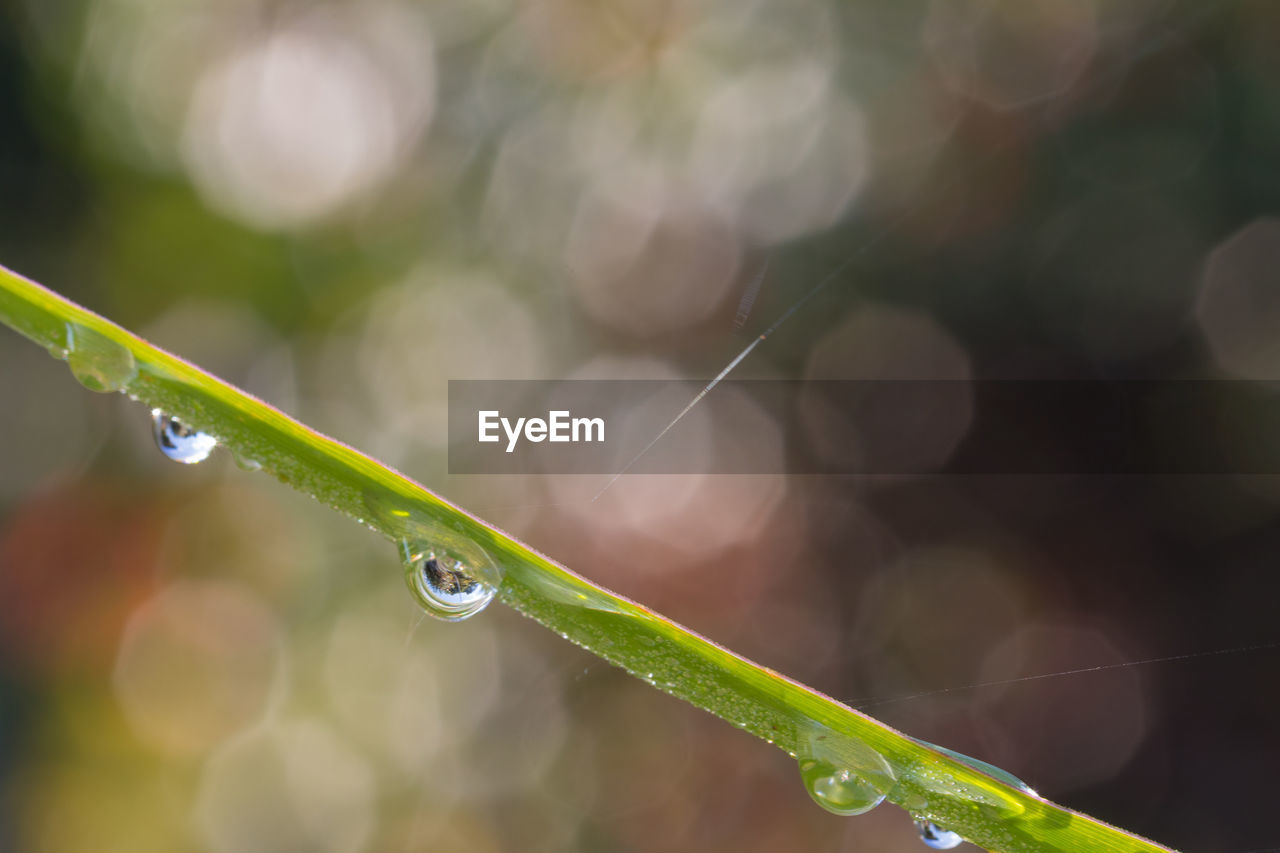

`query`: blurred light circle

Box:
[542,358,709,542]
[425,641,569,800]
[514,0,688,80]
[141,299,298,414]
[141,298,278,380]
[356,267,548,457]
[1197,218,1280,379]
[566,168,741,337]
[324,584,502,779]
[861,69,964,206]
[568,90,648,176]
[544,356,787,559]
[483,106,586,263]
[113,580,282,757]
[195,720,376,853]
[181,4,435,229]
[689,62,870,244]
[924,0,1099,111]
[976,623,1147,792]
[481,0,848,268]
[800,304,973,475]
[75,2,231,169]
[686,0,840,75]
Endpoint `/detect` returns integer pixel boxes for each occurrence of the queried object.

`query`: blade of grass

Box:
[0,262,1177,853]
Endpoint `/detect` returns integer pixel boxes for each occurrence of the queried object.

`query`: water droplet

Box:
[796,726,896,818]
[916,820,963,850]
[401,536,501,622]
[798,758,885,816]
[904,793,930,812]
[152,410,218,464]
[233,452,262,472]
[913,739,1034,795]
[66,323,136,392]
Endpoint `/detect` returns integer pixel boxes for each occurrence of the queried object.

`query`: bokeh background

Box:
[2,0,1279,851]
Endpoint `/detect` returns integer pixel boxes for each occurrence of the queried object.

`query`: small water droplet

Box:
[233,452,262,472]
[916,820,963,850]
[152,410,218,464]
[798,758,885,817]
[913,739,1034,795]
[401,536,501,622]
[66,323,136,392]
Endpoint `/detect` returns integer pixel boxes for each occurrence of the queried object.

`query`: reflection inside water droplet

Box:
[401,536,501,622]
[797,757,885,816]
[795,726,895,818]
[152,410,218,464]
[65,322,137,392]
[916,820,963,849]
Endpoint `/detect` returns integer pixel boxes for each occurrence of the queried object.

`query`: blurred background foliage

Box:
[1,0,1279,851]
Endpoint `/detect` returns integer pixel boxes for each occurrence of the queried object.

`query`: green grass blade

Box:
[0,262,1177,853]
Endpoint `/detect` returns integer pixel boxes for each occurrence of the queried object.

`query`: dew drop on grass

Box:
[401,537,501,622]
[916,820,964,849]
[913,738,1036,796]
[233,452,262,472]
[65,322,136,392]
[797,757,886,816]
[796,728,895,818]
[152,410,218,464]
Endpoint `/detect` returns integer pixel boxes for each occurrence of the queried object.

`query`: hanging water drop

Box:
[797,758,885,816]
[152,410,218,464]
[916,820,963,850]
[401,536,501,622]
[65,322,137,392]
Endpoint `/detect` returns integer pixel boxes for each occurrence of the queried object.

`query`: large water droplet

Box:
[152,410,218,464]
[796,726,896,818]
[916,820,963,849]
[66,323,137,392]
[798,757,886,816]
[401,536,501,622]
